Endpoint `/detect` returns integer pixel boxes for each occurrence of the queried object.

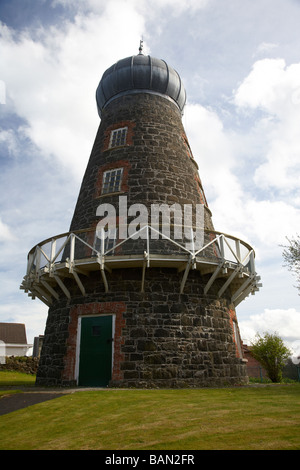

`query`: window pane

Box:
[110,127,127,148]
[102,168,123,194]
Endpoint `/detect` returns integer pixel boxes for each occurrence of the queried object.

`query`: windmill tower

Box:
[21,45,261,387]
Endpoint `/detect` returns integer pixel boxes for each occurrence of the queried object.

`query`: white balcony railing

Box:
[20,225,261,307]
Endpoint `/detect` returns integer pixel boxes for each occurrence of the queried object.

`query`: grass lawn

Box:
[0,370,36,387]
[0,381,299,450]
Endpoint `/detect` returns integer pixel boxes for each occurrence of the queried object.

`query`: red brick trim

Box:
[95,159,131,198]
[194,174,208,207]
[229,308,243,358]
[102,120,136,151]
[181,133,194,160]
[62,302,126,383]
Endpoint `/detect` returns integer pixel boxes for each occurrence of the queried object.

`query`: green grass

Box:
[0,384,299,450]
[0,370,36,386]
[0,390,22,398]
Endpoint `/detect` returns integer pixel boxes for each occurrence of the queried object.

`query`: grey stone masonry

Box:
[35,88,249,388]
[69,93,213,235]
[36,268,248,388]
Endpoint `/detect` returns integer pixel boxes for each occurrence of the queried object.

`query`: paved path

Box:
[0,391,67,416]
[0,386,111,416]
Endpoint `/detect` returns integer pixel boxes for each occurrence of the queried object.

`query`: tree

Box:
[251,332,291,383]
[282,235,300,293]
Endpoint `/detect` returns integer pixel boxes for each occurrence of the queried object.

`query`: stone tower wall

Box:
[36,269,247,388]
[35,92,248,388]
[69,93,213,234]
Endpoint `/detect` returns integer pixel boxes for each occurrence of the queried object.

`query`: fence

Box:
[247,363,300,382]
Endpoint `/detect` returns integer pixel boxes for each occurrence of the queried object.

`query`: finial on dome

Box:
[138,39,144,55]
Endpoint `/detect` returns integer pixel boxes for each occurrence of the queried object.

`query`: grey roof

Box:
[0,322,27,344]
[96,54,186,117]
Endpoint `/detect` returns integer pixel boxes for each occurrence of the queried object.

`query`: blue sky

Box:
[0,0,300,357]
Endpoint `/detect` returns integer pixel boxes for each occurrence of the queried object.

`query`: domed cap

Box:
[96,54,186,117]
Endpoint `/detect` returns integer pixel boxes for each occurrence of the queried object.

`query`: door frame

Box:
[75,314,116,385]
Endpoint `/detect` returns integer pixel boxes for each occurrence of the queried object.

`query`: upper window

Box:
[102,168,123,194]
[109,127,128,148]
[102,121,135,152]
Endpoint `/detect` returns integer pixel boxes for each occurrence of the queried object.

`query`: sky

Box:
[0,0,300,359]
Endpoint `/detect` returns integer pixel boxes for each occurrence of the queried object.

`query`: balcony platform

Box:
[20,226,261,307]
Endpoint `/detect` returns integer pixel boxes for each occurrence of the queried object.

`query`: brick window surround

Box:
[102,120,136,152]
[194,174,208,207]
[229,309,243,359]
[109,127,127,148]
[102,168,123,194]
[95,160,131,198]
[182,133,194,160]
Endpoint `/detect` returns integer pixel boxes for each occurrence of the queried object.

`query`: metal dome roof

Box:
[96,54,186,117]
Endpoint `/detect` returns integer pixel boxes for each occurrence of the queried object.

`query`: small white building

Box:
[0,322,32,359]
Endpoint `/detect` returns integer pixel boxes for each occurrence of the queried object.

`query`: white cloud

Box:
[184,104,251,242]
[234,58,300,194]
[246,200,300,243]
[234,59,300,113]
[0,3,146,179]
[53,0,210,15]
[0,217,16,242]
[0,129,19,156]
[184,103,236,197]
[184,102,300,253]
[254,42,278,56]
[184,61,300,263]
[239,308,300,348]
[141,0,210,14]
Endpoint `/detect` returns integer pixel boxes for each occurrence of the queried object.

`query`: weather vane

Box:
[138,39,144,55]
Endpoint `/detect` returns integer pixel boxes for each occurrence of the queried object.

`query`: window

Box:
[93,228,118,254]
[109,127,127,148]
[102,168,123,195]
[103,122,135,152]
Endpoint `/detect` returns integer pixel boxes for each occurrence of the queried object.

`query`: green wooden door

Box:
[78,315,113,387]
